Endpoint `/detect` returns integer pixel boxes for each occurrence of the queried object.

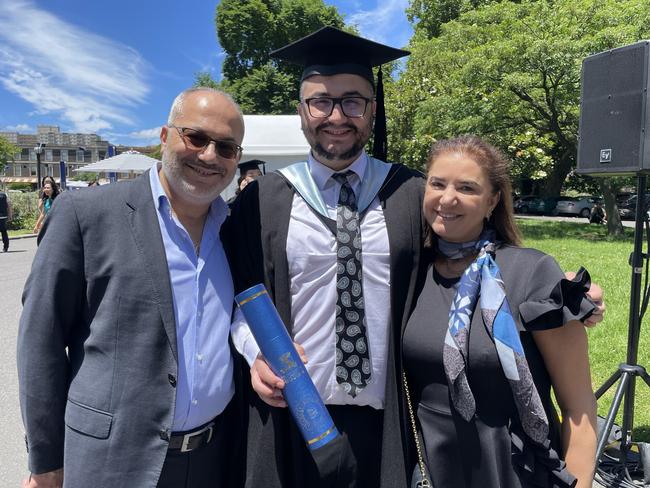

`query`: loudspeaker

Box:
[577,40,650,176]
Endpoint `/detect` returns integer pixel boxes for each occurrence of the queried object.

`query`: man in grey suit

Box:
[17,87,245,487]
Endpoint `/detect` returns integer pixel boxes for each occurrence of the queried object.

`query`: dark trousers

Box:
[328,405,383,487]
[158,400,243,488]
[245,403,384,488]
[0,219,8,251]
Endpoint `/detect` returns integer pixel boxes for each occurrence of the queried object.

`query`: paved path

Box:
[516,213,636,228]
[0,234,616,487]
[1,235,36,486]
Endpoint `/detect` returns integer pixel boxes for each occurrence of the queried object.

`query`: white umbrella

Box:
[75,150,159,173]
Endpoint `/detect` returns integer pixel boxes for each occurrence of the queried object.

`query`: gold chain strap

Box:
[402,371,432,488]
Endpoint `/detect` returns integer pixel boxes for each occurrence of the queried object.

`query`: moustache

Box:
[315,122,357,134]
[181,158,226,175]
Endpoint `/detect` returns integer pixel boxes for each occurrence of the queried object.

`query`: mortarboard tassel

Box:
[372,66,387,162]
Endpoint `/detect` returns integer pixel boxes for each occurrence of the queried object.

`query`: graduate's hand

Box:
[250,342,308,408]
[565,272,606,327]
[22,469,63,488]
[251,356,287,408]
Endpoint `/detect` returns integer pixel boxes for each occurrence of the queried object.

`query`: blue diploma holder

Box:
[235,284,340,450]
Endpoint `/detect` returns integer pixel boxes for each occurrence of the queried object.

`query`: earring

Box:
[486,209,493,220]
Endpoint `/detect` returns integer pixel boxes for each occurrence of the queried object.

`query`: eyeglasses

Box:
[303,96,372,118]
[169,125,242,160]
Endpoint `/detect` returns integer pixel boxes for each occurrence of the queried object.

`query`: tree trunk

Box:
[600,179,624,236]
[544,151,574,196]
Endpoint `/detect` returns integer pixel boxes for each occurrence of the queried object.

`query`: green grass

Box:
[8,229,34,237]
[517,219,649,442]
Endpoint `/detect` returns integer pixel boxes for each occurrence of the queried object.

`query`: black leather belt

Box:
[168,421,215,453]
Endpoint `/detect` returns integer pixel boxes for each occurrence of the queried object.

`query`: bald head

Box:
[168,87,244,134]
[159,87,245,212]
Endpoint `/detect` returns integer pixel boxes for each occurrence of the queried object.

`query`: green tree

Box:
[74,172,99,183]
[0,135,18,173]
[406,0,489,38]
[197,0,345,114]
[390,0,650,235]
[150,144,162,161]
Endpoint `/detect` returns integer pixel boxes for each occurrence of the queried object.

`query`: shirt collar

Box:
[148,162,229,226]
[149,162,168,212]
[308,150,368,191]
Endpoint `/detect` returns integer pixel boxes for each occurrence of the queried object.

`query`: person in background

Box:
[0,189,12,252]
[402,136,597,488]
[589,201,606,224]
[33,177,60,234]
[228,160,266,206]
[238,160,265,183]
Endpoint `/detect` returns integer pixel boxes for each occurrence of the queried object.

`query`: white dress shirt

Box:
[231,151,391,409]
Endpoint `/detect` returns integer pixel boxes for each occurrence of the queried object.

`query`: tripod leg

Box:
[596,372,630,464]
[640,368,650,388]
[595,369,623,399]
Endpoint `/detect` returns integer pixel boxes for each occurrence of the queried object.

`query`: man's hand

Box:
[565,272,606,327]
[584,281,605,327]
[250,342,307,408]
[22,469,63,488]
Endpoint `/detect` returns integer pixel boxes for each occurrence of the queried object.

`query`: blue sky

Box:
[0,0,413,147]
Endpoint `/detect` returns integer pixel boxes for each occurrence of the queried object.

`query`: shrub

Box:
[7,191,39,231]
[8,182,33,192]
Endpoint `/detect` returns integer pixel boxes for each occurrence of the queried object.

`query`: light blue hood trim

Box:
[278,157,392,218]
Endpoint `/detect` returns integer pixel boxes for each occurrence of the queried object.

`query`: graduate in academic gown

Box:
[223,26,423,488]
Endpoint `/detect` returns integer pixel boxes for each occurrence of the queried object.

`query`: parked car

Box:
[530,196,563,215]
[618,194,650,220]
[616,192,634,205]
[514,195,562,215]
[513,195,538,214]
[555,196,602,218]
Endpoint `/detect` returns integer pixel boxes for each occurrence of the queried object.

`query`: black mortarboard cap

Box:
[238,159,266,175]
[270,26,410,161]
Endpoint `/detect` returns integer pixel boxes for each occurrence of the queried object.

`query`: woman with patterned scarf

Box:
[402,136,597,488]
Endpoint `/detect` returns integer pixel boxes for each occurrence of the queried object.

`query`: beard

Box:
[161,150,229,205]
[313,140,365,162]
[303,118,373,163]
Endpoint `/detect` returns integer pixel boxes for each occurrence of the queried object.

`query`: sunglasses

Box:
[169,125,242,160]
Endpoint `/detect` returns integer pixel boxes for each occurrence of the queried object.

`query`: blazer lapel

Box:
[124,171,178,362]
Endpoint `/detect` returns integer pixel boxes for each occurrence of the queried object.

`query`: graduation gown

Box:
[222,162,425,488]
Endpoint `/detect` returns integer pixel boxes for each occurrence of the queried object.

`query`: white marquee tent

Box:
[74,115,310,200]
[75,150,160,173]
[223,114,310,200]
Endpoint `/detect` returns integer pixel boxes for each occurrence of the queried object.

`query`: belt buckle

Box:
[180,421,215,453]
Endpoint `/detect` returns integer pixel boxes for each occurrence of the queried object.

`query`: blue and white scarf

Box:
[442,229,549,444]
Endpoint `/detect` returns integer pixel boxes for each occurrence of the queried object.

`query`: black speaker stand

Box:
[594,175,650,485]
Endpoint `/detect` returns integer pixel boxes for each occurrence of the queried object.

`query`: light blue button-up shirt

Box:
[149,165,234,431]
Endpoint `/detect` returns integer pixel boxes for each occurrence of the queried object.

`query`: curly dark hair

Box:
[41,176,60,201]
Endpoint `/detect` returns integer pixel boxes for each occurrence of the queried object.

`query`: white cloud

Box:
[347,0,411,47]
[2,123,32,132]
[0,1,150,134]
[128,127,162,144]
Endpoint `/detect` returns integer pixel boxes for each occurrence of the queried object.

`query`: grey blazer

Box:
[17,172,180,487]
